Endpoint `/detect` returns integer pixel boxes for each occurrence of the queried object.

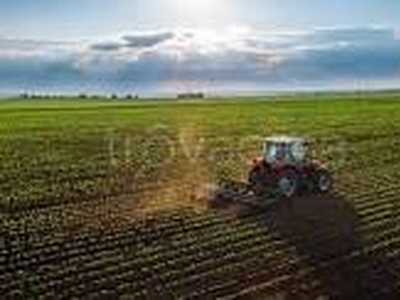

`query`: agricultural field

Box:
[1,94,400,299]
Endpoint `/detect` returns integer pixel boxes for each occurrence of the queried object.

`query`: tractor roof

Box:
[264,136,306,144]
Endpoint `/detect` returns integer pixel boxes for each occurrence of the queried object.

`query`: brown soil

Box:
[133,122,212,215]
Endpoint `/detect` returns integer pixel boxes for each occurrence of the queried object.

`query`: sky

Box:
[0,0,399,95]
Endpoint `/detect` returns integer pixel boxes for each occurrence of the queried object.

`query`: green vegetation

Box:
[1,94,400,298]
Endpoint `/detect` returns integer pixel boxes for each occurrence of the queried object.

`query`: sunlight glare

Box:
[166,0,234,25]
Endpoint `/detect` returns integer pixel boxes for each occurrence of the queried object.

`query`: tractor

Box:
[248,136,332,198]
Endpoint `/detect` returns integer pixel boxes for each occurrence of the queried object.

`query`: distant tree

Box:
[177,92,205,99]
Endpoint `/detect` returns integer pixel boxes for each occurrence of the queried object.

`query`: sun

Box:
[166,0,233,24]
[169,0,219,18]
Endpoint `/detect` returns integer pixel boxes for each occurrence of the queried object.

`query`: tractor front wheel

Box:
[278,169,299,198]
[314,169,332,193]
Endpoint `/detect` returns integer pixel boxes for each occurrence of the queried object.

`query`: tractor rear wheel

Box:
[278,169,299,198]
[314,169,332,193]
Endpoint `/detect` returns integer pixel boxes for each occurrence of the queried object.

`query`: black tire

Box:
[248,167,267,196]
[277,169,299,198]
[314,169,332,193]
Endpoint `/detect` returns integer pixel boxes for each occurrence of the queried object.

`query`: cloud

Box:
[88,31,175,54]
[0,38,80,58]
[0,26,399,94]
[122,31,175,48]
[91,41,122,51]
[308,26,395,44]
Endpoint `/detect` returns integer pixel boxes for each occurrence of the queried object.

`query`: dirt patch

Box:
[133,122,212,216]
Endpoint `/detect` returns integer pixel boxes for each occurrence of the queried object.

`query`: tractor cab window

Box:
[264,142,286,162]
[290,142,308,162]
[264,143,275,161]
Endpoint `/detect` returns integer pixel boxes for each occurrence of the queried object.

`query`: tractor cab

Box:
[263,136,311,165]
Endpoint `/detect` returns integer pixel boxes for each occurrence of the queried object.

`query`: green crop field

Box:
[1,94,400,298]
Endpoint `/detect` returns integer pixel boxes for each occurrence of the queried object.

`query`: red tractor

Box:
[248,136,332,198]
